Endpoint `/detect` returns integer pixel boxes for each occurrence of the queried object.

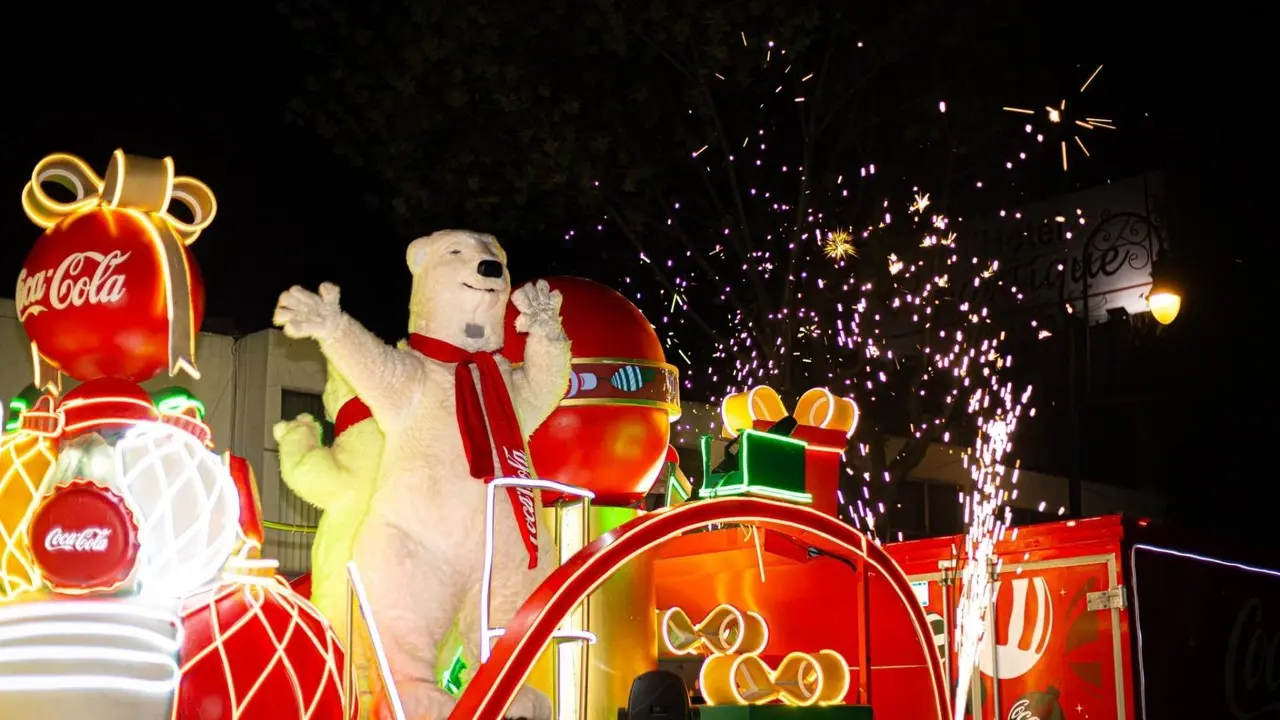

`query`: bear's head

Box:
[405,230,510,352]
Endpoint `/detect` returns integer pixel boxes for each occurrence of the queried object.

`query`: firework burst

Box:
[1004,64,1115,171]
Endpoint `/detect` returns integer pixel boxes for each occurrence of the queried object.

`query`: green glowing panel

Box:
[4,398,28,434]
[4,385,42,434]
[436,621,472,697]
[698,429,811,504]
[699,706,873,720]
[153,386,206,419]
[441,646,467,697]
[664,460,692,507]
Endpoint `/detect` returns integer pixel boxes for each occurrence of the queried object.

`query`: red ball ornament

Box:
[503,277,680,505]
[17,150,215,383]
[17,209,206,383]
[177,567,351,719]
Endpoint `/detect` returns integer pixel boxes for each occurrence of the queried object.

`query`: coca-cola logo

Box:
[1226,597,1280,718]
[16,250,131,320]
[503,447,539,538]
[1007,699,1041,720]
[28,480,140,594]
[44,526,113,553]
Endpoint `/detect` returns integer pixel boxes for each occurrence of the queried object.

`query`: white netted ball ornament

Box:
[115,422,240,597]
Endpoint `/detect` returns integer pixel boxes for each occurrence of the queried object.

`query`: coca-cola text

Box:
[1226,597,1280,718]
[1007,699,1041,720]
[16,250,131,319]
[44,526,113,553]
[503,447,539,539]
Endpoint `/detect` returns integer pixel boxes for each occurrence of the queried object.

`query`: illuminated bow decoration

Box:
[699,649,851,707]
[659,604,769,657]
[22,150,217,381]
[720,386,860,440]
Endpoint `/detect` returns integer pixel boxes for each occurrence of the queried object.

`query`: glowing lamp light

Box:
[1147,289,1181,325]
[1146,254,1183,325]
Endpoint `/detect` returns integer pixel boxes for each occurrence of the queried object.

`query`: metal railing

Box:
[343,476,597,719]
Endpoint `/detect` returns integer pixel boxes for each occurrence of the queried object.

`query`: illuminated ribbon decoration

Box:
[659,604,769,656]
[21,150,217,381]
[699,649,851,707]
[721,386,860,440]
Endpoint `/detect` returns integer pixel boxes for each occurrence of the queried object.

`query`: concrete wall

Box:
[1,298,236,444]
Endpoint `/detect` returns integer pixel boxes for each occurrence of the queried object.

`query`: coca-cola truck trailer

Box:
[882,514,1280,720]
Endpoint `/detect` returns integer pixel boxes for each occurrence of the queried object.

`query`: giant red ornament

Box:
[17,150,213,383]
[503,277,680,505]
[177,564,351,719]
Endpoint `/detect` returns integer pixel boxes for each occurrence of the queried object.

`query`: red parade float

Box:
[26,149,1251,720]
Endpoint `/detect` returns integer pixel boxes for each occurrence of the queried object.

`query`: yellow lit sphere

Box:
[0,432,57,601]
[1148,291,1181,325]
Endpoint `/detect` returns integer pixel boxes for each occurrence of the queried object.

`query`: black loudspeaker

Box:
[621,669,692,720]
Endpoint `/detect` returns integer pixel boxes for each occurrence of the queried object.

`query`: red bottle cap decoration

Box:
[28,479,141,594]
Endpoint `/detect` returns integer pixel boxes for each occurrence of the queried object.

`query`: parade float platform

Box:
[701,706,874,719]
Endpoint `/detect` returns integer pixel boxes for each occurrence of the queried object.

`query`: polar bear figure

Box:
[273,230,570,720]
[273,361,385,651]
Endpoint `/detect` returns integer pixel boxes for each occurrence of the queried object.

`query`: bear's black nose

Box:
[477,260,504,278]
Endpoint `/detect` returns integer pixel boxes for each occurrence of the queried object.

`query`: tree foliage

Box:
[283,0,1053,533]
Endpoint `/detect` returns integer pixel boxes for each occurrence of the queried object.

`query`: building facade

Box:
[2,298,1167,577]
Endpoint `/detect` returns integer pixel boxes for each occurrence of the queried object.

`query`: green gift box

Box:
[698,429,811,504]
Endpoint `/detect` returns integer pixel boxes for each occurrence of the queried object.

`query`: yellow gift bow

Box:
[720,386,860,440]
[21,150,217,383]
[659,604,770,657]
[699,649,851,707]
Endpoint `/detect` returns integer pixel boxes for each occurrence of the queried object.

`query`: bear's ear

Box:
[406,236,433,274]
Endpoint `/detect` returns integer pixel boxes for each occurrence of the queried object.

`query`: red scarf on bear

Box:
[333,398,372,438]
[408,333,539,569]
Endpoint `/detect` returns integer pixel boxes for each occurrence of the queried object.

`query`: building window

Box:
[281,389,334,445]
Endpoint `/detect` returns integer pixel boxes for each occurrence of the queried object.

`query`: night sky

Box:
[1,3,1270,538]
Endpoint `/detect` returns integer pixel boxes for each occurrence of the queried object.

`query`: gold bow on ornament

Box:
[21,150,216,381]
[720,386,860,440]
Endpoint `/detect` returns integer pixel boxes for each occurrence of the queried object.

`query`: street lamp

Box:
[1146,256,1182,325]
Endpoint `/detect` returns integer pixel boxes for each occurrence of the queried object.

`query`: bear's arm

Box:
[510,329,572,433]
[279,438,366,511]
[320,314,421,432]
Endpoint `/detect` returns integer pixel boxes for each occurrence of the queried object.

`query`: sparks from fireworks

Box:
[587,36,1039,530]
[1004,64,1115,171]
[573,38,1094,714]
[822,229,857,261]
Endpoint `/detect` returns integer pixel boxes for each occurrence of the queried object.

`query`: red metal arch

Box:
[448,497,950,720]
